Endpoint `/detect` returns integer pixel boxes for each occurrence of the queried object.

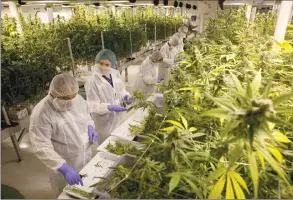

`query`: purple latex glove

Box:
[58,163,83,186]
[107,105,128,112]
[123,95,133,105]
[157,77,164,83]
[88,125,98,143]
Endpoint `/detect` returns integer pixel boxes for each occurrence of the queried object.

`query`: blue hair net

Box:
[95,49,117,69]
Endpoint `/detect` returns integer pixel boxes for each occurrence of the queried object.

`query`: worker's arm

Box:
[79,95,95,128]
[29,113,65,172]
[84,78,110,115]
[116,72,131,98]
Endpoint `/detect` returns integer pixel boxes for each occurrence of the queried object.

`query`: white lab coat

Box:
[159,42,177,80]
[29,94,94,197]
[134,56,158,95]
[84,66,130,144]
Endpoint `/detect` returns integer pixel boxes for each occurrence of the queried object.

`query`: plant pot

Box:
[7,106,28,120]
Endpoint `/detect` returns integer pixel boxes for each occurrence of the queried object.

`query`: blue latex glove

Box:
[123,95,132,105]
[88,125,98,143]
[58,163,83,186]
[108,105,128,112]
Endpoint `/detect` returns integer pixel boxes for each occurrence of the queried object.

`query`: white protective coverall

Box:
[174,32,187,54]
[159,38,178,80]
[134,55,160,95]
[30,90,94,196]
[84,66,130,143]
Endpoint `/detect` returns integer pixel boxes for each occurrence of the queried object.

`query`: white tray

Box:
[97,135,144,156]
[93,154,137,199]
[63,152,120,199]
[111,108,149,141]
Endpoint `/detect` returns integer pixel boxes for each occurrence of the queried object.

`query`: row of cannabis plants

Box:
[1,5,183,106]
[94,6,293,199]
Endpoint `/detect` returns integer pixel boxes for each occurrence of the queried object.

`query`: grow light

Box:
[115,4,133,7]
[24,1,69,3]
[100,1,129,3]
[131,4,154,6]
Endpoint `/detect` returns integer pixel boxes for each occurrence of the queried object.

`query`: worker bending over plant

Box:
[134,51,172,96]
[30,73,99,197]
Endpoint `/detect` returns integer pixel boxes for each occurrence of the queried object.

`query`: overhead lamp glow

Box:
[103,1,129,3]
[25,1,69,3]
[132,4,154,6]
[115,4,133,7]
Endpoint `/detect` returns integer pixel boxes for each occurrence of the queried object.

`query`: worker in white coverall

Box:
[159,35,181,82]
[85,49,132,144]
[174,26,189,54]
[29,73,99,197]
[134,51,172,95]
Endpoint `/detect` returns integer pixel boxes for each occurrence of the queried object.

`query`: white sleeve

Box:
[116,73,130,98]
[79,95,95,128]
[141,65,157,85]
[85,78,110,115]
[29,111,66,171]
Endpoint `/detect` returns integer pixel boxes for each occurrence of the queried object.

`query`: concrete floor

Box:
[1,62,144,199]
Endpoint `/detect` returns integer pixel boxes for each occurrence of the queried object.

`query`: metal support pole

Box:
[250,7,257,22]
[245,1,253,21]
[2,106,11,126]
[130,7,133,56]
[164,8,167,39]
[130,30,133,57]
[47,6,54,23]
[274,1,293,43]
[67,38,76,77]
[10,133,22,162]
[125,66,129,83]
[155,22,157,44]
[101,31,105,50]
[199,14,204,33]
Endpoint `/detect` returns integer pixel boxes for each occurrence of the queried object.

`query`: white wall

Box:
[53,6,72,20]
[1,6,12,17]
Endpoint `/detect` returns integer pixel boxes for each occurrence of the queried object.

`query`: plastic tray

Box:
[63,152,120,199]
[93,154,137,199]
[111,108,149,141]
[97,135,145,156]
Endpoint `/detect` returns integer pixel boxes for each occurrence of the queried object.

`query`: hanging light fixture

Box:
[186,3,191,10]
[163,0,168,6]
[193,5,197,10]
[174,1,178,7]
[18,0,26,5]
[154,0,159,6]
[218,0,225,10]
[179,2,183,8]
[129,0,136,3]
